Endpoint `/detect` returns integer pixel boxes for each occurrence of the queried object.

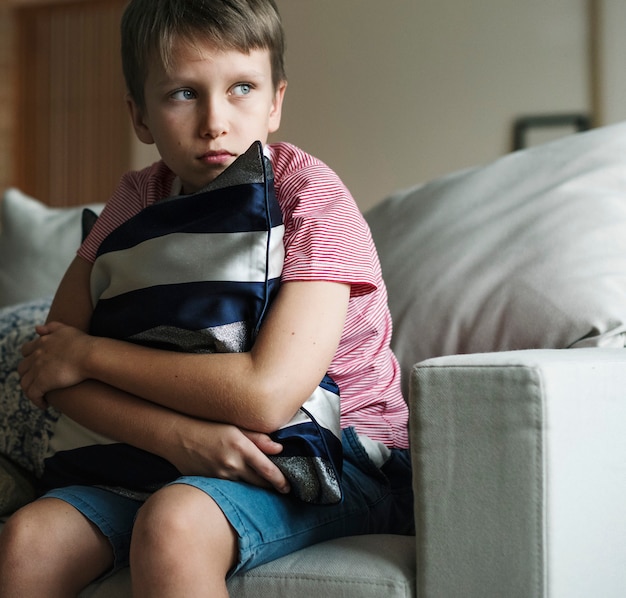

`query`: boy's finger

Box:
[248,454,290,494]
[242,430,283,455]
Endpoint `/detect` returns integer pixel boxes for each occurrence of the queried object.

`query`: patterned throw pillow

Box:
[0,296,60,477]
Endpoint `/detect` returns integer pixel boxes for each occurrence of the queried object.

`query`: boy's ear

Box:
[126,94,155,145]
[268,80,287,134]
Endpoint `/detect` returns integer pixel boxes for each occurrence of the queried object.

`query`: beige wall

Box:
[274,0,592,210]
[602,0,626,125]
[3,1,625,210]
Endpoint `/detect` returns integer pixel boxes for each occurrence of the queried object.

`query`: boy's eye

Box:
[171,89,196,101]
[232,83,252,96]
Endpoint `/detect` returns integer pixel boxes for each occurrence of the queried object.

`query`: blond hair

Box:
[121,0,286,109]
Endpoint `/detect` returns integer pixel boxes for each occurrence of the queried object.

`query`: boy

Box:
[0,1,413,596]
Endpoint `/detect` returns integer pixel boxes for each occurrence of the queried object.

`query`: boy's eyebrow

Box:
[229,68,269,81]
[155,68,269,88]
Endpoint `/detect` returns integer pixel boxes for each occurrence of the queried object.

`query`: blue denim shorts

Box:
[42,428,414,577]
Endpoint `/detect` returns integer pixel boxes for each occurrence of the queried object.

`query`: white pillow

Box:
[366,123,626,394]
[0,189,103,308]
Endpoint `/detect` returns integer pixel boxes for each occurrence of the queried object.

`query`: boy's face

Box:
[128,39,286,194]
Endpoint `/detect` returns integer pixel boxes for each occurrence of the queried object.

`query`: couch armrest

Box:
[409,348,626,598]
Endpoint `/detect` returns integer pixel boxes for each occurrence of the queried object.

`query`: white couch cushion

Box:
[0,189,102,308]
[366,123,626,394]
[72,534,415,598]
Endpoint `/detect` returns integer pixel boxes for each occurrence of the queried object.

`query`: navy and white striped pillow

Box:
[43,142,343,504]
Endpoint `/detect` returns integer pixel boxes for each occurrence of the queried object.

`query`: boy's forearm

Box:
[46,380,187,461]
[46,378,290,490]
[82,336,288,433]
[69,280,348,435]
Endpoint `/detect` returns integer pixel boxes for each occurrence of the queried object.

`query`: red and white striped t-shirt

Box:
[78,142,408,448]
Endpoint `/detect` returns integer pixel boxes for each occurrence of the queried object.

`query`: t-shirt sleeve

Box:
[77,162,174,263]
[277,160,379,297]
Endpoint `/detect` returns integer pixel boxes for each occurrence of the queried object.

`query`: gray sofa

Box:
[1,122,625,597]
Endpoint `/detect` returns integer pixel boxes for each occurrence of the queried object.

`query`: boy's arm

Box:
[45,378,290,491]
[76,278,349,432]
[21,256,351,433]
[20,256,291,491]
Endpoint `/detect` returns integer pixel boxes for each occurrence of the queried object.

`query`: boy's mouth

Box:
[199,150,235,165]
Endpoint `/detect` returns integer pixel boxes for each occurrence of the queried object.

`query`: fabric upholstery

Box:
[0,189,103,308]
[0,298,58,477]
[366,123,626,395]
[76,535,416,598]
[3,124,626,595]
[411,348,626,598]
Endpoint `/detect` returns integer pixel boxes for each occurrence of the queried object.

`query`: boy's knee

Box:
[0,498,113,593]
[1,503,51,557]
[131,484,237,562]
[130,485,237,592]
[0,501,70,582]
[0,515,29,567]
[0,511,42,591]
[133,485,206,549]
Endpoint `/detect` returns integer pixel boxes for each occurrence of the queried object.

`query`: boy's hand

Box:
[18,322,94,409]
[165,418,291,495]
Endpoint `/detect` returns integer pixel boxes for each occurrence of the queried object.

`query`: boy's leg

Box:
[130,484,237,598]
[130,429,414,597]
[0,498,114,598]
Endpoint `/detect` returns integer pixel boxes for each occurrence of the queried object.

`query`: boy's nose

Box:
[199,100,228,138]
